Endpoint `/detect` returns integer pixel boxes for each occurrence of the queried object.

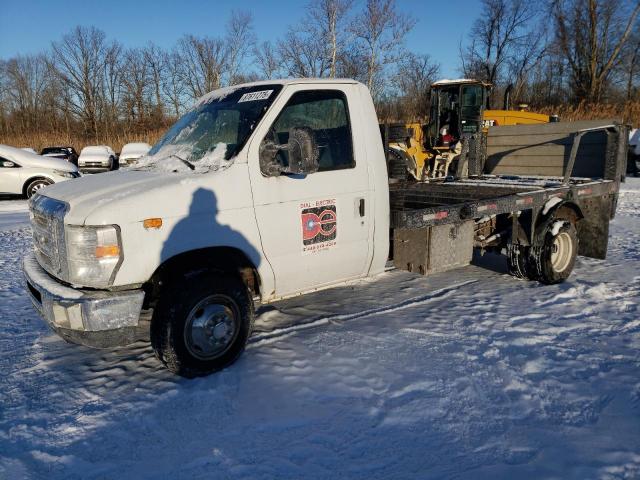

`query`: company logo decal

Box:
[300,199,337,254]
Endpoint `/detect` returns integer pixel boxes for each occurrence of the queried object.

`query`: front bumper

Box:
[78,166,110,173]
[23,253,145,348]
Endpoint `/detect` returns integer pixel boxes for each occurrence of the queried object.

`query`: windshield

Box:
[132,84,283,173]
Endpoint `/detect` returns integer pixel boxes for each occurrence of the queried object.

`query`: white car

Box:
[629,129,640,156]
[78,145,117,173]
[0,145,79,198]
[119,142,151,166]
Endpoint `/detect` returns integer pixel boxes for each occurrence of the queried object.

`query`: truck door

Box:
[248,85,372,298]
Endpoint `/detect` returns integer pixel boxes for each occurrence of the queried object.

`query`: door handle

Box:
[359,198,365,217]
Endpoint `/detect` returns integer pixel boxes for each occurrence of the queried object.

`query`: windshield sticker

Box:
[300,199,337,255]
[238,90,274,103]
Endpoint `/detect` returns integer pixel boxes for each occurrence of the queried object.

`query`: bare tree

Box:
[253,41,281,79]
[144,43,167,118]
[226,10,256,84]
[50,26,110,138]
[308,0,353,77]
[121,48,150,126]
[0,61,8,135]
[620,23,640,101]
[278,28,330,77]
[3,54,50,132]
[506,22,548,103]
[552,0,640,102]
[350,0,415,96]
[102,41,123,137]
[393,53,440,119]
[163,50,188,117]
[460,0,540,106]
[178,35,228,100]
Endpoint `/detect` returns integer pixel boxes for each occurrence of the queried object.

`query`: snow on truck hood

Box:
[128,142,231,174]
[38,164,251,226]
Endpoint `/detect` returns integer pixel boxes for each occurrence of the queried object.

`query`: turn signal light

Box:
[143,218,163,229]
[95,245,120,258]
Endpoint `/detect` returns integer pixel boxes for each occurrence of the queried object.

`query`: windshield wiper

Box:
[170,154,195,170]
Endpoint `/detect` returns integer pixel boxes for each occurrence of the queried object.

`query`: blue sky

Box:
[0,0,482,78]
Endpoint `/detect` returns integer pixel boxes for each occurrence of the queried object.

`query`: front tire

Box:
[25,178,52,198]
[151,273,254,377]
[530,219,578,284]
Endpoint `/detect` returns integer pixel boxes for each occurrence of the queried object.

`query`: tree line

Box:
[0,0,638,149]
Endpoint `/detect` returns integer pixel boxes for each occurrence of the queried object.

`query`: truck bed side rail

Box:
[482,120,628,183]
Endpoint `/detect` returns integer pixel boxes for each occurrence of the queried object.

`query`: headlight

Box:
[54,169,76,178]
[65,225,123,287]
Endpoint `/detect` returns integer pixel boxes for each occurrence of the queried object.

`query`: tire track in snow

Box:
[248,279,478,348]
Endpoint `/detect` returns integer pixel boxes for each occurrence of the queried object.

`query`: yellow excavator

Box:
[386,79,557,181]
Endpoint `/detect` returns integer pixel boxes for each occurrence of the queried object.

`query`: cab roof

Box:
[431,78,492,88]
[195,78,362,106]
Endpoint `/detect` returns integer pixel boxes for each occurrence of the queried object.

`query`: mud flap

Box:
[576,196,613,259]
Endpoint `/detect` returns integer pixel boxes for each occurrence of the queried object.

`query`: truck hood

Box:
[40,166,252,225]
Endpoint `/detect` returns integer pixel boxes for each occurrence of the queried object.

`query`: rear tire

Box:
[25,178,52,198]
[507,243,531,279]
[529,219,578,284]
[151,273,254,377]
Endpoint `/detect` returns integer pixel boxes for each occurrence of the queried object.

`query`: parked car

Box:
[0,144,79,198]
[41,146,79,166]
[119,142,151,166]
[78,145,118,173]
[20,147,37,154]
[628,129,639,176]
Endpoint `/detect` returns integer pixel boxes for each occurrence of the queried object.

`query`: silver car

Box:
[0,145,80,198]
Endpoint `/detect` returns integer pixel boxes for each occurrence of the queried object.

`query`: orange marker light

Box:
[143,218,163,229]
[95,245,120,258]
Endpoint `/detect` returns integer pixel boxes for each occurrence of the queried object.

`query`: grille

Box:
[29,195,68,278]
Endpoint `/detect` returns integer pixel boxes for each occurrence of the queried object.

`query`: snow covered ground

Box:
[1,180,639,479]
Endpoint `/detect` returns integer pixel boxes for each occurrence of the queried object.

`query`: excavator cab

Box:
[427,79,489,147]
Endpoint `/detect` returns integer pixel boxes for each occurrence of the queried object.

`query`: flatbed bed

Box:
[389,177,618,229]
[386,120,629,281]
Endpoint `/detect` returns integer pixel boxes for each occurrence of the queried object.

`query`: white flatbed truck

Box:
[23,79,628,377]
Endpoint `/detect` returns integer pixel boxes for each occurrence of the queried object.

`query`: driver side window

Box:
[266,90,355,172]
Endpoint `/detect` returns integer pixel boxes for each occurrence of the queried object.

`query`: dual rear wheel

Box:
[508,216,578,285]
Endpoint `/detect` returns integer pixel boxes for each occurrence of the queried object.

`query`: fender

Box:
[145,246,262,309]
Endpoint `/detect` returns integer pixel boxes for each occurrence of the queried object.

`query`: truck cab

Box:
[24,79,390,377]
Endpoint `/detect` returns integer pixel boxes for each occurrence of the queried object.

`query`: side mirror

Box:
[1,160,17,168]
[260,126,320,177]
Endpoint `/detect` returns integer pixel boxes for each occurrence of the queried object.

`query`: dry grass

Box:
[537,101,640,127]
[0,128,168,153]
[2,101,638,152]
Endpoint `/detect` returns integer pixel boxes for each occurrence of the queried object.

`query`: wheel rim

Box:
[184,295,239,360]
[28,181,49,197]
[551,231,573,273]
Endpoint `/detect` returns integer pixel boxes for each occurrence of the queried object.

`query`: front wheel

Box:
[25,178,53,198]
[530,219,578,284]
[151,273,254,377]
